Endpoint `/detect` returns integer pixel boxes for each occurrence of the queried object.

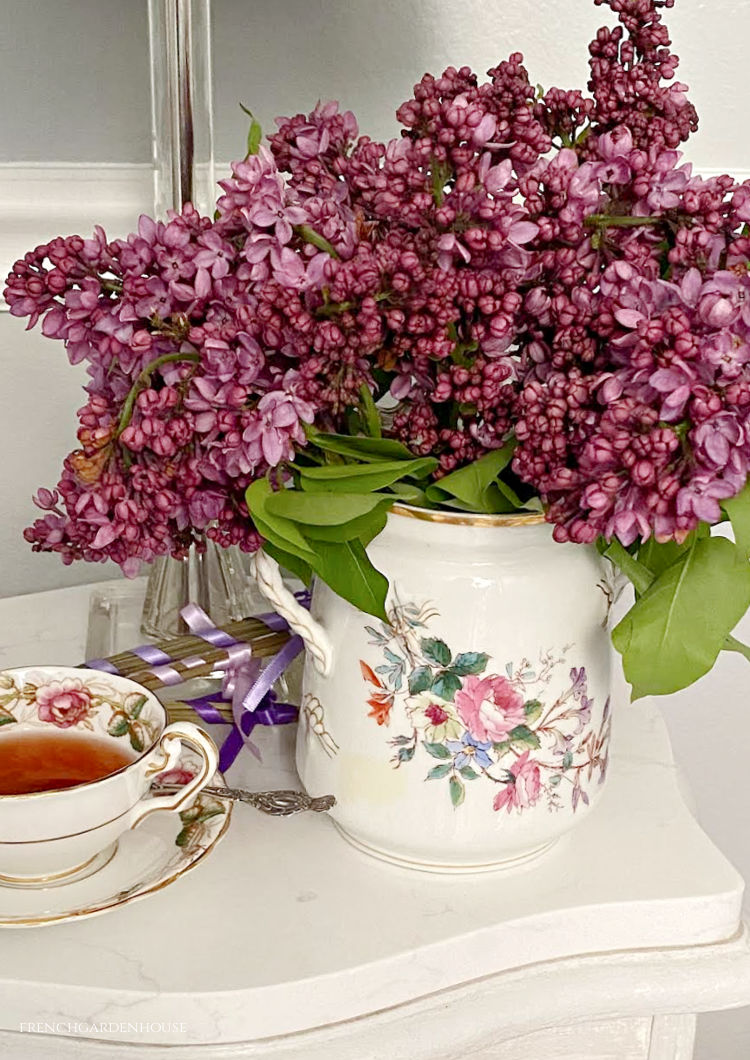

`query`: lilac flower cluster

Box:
[5,0,750,571]
[513,118,750,545]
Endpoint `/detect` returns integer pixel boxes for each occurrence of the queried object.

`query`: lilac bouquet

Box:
[6,0,750,698]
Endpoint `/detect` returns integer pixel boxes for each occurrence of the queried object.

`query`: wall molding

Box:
[1,160,748,311]
[0,163,153,307]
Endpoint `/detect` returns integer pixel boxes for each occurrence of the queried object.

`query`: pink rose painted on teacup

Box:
[455,674,526,743]
[155,767,196,786]
[35,678,93,728]
[493,751,542,813]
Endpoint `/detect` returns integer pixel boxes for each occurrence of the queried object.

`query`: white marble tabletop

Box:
[0,580,748,1054]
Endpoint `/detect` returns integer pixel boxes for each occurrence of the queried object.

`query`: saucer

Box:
[0,750,231,928]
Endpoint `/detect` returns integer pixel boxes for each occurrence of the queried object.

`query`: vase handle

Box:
[248,549,334,677]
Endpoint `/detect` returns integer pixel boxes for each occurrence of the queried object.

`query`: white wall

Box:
[0,1,150,162]
[211,0,750,174]
[1,2,750,1055]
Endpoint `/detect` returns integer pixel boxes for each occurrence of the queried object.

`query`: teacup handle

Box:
[248,549,334,676]
[129,721,219,828]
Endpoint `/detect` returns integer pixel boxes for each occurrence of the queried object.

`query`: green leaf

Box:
[723,482,750,560]
[425,762,452,780]
[175,825,194,847]
[107,716,129,738]
[431,493,509,513]
[246,479,317,562]
[459,765,479,780]
[421,637,452,666]
[637,527,708,579]
[298,458,437,493]
[425,441,516,513]
[387,485,434,508]
[724,633,750,663]
[262,542,313,586]
[431,671,462,701]
[129,728,144,753]
[252,478,390,619]
[408,666,434,694]
[601,538,654,595]
[0,715,16,726]
[129,695,147,719]
[305,429,416,463]
[451,651,489,676]
[507,724,541,750]
[308,538,389,621]
[388,481,436,507]
[524,699,543,723]
[358,384,382,438]
[265,490,387,526]
[492,476,528,511]
[423,740,451,760]
[449,775,465,808]
[303,503,390,545]
[195,806,226,824]
[612,536,750,698]
[397,744,416,763]
[239,104,262,155]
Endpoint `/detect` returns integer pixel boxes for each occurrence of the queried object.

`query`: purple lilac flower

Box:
[6,0,750,574]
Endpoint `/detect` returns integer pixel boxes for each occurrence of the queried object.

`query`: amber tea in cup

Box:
[0,731,137,796]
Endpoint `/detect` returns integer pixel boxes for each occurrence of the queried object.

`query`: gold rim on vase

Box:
[390,503,547,528]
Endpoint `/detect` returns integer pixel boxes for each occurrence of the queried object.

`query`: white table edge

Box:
[1,922,749,1058]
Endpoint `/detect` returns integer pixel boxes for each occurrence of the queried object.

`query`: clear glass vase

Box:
[147,0,214,218]
[140,539,256,640]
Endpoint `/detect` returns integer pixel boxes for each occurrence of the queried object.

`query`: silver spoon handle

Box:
[152,783,335,817]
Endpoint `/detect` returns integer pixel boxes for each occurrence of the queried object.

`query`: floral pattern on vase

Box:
[360,601,611,813]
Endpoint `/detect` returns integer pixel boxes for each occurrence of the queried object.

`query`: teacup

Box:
[0,666,218,886]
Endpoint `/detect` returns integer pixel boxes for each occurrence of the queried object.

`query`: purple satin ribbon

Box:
[209,633,304,771]
[178,602,306,770]
[85,592,311,772]
[189,689,299,773]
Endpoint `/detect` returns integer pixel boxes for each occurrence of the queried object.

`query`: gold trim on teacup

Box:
[0,804,132,844]
[0,843,118,887]
[144,747,173,779]
[390,503,547,528]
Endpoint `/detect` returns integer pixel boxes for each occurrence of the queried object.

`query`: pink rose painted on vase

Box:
[455,675,526,743]
[493,751,542,814]
[35,678,93,728]
[363,602,611,814]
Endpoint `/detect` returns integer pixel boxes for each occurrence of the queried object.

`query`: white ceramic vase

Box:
[251,506,614,873]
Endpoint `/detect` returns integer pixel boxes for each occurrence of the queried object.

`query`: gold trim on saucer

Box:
[0,779,232,927]
[390,504,546,528]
